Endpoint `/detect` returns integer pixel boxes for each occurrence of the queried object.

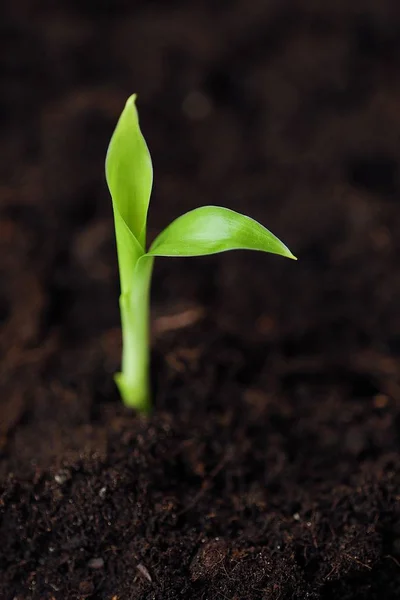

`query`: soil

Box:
[1,1,400,599]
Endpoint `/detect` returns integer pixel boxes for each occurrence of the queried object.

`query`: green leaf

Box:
[148,206,296,260]
[113,208,144,295]
[106,94,153,250]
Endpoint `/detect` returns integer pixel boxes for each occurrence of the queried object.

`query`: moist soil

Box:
[1,2,400,599]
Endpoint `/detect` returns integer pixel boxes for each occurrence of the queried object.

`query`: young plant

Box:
[106,94,296,413]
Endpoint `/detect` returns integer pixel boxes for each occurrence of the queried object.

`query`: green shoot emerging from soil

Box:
[106,94,296,413]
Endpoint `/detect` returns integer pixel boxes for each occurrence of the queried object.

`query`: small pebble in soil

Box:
[54,469,70,485]
[99,486,107,498]
[88,557,104,569]
[136,563,152,582]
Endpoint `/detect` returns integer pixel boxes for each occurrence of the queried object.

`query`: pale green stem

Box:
[115,256,154,413]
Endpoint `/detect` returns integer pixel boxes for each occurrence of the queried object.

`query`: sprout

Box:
[106,95,296,413]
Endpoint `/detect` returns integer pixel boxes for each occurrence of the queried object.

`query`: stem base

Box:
[114,372,151,414]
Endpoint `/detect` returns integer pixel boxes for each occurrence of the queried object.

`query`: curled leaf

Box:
[106,94,153,250]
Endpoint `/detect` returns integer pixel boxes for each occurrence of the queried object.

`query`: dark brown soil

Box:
[1,1,400,599]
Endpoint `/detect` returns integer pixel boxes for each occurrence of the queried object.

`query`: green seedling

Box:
[106,94,296,413]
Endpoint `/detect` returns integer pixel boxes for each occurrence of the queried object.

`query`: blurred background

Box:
[1,0,400,404]
[2,2,400,598]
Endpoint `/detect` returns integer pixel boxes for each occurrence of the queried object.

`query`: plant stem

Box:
[115,256,154,413]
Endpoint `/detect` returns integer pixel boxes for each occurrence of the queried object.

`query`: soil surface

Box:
[1,1,400,599]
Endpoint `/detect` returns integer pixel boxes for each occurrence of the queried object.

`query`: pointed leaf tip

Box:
[106,93,153,250]
[284,248,297,260]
